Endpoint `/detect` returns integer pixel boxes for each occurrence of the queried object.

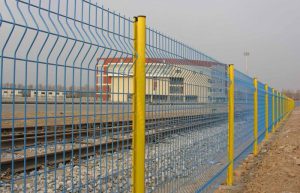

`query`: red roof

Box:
[97,57,222,68]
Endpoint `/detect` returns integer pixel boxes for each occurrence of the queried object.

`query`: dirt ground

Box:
[216,107,300,193]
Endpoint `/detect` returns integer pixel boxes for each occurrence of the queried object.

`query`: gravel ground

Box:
[0,121,229,193]
[216,107,300,193]
[0,137,121,162]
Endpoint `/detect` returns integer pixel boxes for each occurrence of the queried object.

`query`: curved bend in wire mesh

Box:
[0,1,291,193]
[0,0,134,192]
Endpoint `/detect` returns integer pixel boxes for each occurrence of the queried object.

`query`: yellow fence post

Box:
[280,93,282,119]
[283,95,285,118]
[280,93,282,120]
[284,95,287,117]
[227,64,234,186]
[274,90,277,126]
[284,95,285,117]
[286,97,289,114]
[281,93,284,120]
[280,93,282,121]
[288,98,289,112]
[253,78,258,155]
[132,17,137,192]
[265,84,269,140]
[282,94,284,119]
[288,98,290,113]
[278,91,280,123]
[276,91,279,125]
[280,93,283,120]
[132,15,146,193]
[286,97,288,115]
[272,88,275,132]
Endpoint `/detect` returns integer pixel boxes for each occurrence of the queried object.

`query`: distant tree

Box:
[17,83,24,89]
[28,84,34,89]
[38,84,44,90]
[48,84,55,91]
[283,89,300,101]
[57,85,64,91]
[3,82,10,88]
[66,85,73,98]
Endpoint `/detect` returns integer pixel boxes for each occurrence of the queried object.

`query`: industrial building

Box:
[96,58,227,103]
[30,90,64,98]
[1,89,23,97]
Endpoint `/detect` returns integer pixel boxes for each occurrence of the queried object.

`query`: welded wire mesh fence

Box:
[268,87,272,133]
[233,70,254,168]
[0,0,134,192]
[144,28,228,193]
[0,1,295,193]
[257,81,266,144]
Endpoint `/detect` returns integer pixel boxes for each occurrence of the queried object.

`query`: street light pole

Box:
[244,51,250,75]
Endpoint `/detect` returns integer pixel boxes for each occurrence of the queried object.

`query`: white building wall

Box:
[107,66,210,103]
[2,89,23,97]
[30,90,64,98]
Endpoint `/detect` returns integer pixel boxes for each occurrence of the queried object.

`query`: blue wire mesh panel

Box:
[144,29,228,193]
[268,87,272,133]
[257,81,266,144]
[0,1,134,192]
[281,95,284,119]
[233,70,254,168]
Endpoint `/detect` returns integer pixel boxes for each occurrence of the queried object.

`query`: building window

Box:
[170,77,183,85]
[145,95,152,102]
[153,95,168,102]
[185,95,198,102]
[128,94,133,102]
[153,79,157,91]
[170,86,183,94]
[170,95,184,102]
[208,96,212,102]
[175,69,182,74]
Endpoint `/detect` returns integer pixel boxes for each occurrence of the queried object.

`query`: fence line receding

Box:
[0,1,295,193]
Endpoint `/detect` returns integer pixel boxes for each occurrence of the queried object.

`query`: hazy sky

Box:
[103,0,300,91]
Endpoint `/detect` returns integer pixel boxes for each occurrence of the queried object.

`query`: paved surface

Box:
[2,103,214,114]
[216,107,300,193]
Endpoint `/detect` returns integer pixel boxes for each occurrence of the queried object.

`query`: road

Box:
[1,103,226,128]
[1,103,222,115]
